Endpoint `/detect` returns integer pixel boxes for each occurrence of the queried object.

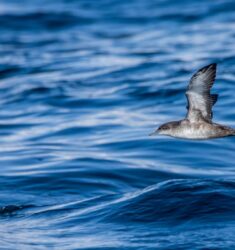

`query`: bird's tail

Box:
[231,129,235,136]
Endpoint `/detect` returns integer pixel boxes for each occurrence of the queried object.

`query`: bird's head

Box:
[150,121,179,136]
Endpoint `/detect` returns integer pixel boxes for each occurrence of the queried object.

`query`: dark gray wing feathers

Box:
[186,63,218,122]
[211,94,218,106]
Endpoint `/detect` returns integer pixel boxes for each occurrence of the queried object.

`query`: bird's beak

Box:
[149,130,159,136]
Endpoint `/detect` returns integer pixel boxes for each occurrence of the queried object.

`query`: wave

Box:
[99,179,235,225]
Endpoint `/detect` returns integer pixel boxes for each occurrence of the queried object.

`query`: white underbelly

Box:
[172,126,215,139]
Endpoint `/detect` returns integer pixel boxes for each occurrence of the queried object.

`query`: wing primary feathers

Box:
[186,63,218,122]
[188,63,217,91]
[211,94,218,106]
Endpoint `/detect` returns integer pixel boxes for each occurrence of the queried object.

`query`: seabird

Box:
[150,63,235,139]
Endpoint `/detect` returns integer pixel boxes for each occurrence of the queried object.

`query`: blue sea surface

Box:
[0,0,235,249]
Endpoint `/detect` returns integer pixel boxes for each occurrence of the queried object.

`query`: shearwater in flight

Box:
[150,63,235,139]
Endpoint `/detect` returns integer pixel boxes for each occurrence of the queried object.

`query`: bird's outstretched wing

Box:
[185,63,218,123]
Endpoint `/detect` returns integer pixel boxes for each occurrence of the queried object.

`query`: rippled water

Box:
[0,0,235,249]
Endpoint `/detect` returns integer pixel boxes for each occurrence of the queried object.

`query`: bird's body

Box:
[151,63,235,140]
[160,120,235,140]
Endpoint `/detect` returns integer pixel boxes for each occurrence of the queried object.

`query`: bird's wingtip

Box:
[205,63,217,70]
[209,62,217,68]
[195,62,217,76]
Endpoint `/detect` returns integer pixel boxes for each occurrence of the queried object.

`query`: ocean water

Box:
[0,0,235,249]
